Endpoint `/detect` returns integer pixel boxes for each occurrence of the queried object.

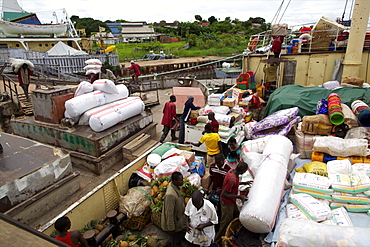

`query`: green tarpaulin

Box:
[264,85,370,118]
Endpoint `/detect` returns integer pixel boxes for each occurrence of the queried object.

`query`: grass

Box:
[114,42,247,62]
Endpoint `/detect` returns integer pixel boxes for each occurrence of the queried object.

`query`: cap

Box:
[130,60,134,63]
[188,95,194,99]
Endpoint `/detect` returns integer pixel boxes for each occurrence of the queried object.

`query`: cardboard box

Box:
[180,150,195,165]
[232,88,245,102]
[229,112,242,123]
[201,172,211,190]
[222,98,236,108]
[238,101,249,107]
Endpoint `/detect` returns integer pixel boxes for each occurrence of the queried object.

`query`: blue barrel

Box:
[292,39,299,46]
[286,46,293,54]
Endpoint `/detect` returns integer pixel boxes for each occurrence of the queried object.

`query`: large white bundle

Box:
[241,136,272,153]
[89,97,144,132]
[277,218,370,247]
[65,91,107,118]
[79,97,141,125]
[239,135,292,233]
[65,84,129,118]
[313,136,368,157]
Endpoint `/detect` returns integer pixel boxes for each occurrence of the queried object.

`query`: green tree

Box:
[195,15,202,22]
[208,16,217,24]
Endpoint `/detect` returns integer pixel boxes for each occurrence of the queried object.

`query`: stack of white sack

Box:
[89,97,145,132]
[207,94,224,106]
[327,160,370,212]
[84,58,102,75]
[79,97,142,125]
[239,135,293,233]
[65,84,129,118]
[277,218,370,247]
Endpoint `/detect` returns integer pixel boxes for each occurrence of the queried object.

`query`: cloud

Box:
[18,0,358,27]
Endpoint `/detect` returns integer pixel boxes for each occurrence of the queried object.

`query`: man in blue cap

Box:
[178,95,200,144]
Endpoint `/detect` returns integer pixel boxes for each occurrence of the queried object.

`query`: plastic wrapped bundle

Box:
[65,84,129,118]
[277,218,370,247]
[79,97,141,125]
[89,97,144,132]
[239,136,293,233]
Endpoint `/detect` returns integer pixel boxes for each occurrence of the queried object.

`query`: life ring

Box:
[248,38,258,51]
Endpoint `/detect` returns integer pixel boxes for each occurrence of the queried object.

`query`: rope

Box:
[271,0,285,25]
[277,0,292,24]
[118,53,249,81]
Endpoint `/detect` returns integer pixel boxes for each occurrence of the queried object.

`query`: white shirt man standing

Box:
[185,190,218,247]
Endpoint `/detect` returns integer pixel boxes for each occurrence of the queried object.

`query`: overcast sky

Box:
[17,0,365,28]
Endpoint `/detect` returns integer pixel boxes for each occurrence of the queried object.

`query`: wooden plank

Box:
[122,134,151,153]
[132,140,158,157]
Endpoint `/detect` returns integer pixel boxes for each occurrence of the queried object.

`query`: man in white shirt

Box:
[185,190,218,247]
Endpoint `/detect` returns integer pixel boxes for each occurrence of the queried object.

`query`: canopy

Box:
[47,41,87,56]
[264,85,370,118]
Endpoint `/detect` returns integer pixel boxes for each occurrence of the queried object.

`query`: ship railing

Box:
[1,72,21,109]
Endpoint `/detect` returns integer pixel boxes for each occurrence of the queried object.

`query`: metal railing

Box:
[1,73,20,109]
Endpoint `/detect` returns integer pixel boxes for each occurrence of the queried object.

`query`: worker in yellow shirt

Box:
[187,123,223,171]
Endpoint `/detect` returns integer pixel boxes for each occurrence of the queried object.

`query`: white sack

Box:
[154,156,187,178]
[277,218,370,247]
[204,105,230,115]
[313,136,368,157]
[89,97,144,132]
[92,79,119,94]
[214,113,233,126]
[239,136,293,233]
[74,81,94,97]
[327,159,352,175]
[341,103,359,128]
[65,84,129,118]
[85,58,103,65]
[85,69,100,75]
[83,64,102,70]
[79,97,140,125]
[9,58,34,72]
[290,193,331,222]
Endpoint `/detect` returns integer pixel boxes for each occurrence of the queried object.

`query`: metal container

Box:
[32,86,73,124]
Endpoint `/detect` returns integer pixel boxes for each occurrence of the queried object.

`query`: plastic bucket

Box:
[351,100,370,115]
[286,46,292,54]
[357,109,370,127]
[147,153,161,167]
[329,112,345,125]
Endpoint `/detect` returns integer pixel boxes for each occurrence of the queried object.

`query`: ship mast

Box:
[342,0,370,78]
